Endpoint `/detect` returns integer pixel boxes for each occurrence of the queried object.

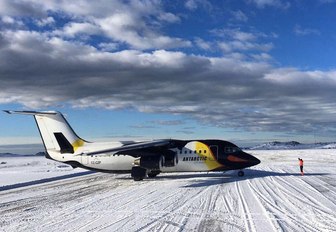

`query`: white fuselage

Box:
[49,141,222,173]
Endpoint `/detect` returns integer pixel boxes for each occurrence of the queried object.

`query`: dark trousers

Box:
[300,165,303,173]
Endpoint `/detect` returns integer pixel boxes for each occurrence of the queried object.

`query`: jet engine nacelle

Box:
[134,155,165,170]
[163,152,178,167]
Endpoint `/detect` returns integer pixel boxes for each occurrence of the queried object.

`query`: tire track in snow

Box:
[300,175,336,204]
[245,179,279,232]
[132,178,230,232]
[133,185,214,231]
[51,179,168,231]
[271,175,336,231]
[218,184,246,231]
[0,173,130,231]
[84,181,186,231]
[236,181,256,232]
[248,175,324,232]
[273,175,336,214]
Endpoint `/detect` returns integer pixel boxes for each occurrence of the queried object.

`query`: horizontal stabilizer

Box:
[3,110,58,116]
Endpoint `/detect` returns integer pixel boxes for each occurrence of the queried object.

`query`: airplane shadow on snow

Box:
[156,170,331,188]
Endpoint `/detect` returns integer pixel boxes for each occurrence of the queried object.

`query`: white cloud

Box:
[98,42,119,52]
[231,10,248,22]
[184,0,213,11]
[218,40,273,53]
[35,16,55,27]
[158,12,180,23]
[294,24,320,36]
[0,0,189,50]
[194,37,212,50]
[248,0,290,9]
[54,22,101,38]
[0,0,335,136]
[1,16,15,24]
[1,29,336,134]
[185,0,198,10]
[251,53,273,61]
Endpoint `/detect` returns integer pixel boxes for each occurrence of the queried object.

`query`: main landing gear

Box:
[131,167,161,181]
[147,170,160,178]
[238,170,245,177]
[131,167,147,181]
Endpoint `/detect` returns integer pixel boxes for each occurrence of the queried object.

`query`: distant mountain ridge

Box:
[248,141,336,150]
[0,152,46,157]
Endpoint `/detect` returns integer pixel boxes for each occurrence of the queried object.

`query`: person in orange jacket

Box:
[298,158,304,175]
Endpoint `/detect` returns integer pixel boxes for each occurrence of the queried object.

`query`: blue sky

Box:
[1,0,336,152]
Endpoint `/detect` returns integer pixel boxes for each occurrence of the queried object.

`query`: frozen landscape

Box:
[0,149,335,232]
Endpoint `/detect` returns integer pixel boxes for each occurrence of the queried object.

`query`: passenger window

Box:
[204,150,206,153]
[199,150,202,153]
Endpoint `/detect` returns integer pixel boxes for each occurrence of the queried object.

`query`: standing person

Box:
[298,158,304,175]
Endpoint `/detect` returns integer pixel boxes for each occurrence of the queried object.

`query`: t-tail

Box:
[4,111,86,160]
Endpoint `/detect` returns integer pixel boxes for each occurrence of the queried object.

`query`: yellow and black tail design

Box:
[4,111,85,154]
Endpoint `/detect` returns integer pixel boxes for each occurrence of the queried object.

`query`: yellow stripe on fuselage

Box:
[195,141,223,170]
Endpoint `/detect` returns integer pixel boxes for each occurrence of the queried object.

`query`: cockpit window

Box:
[225,147,240,153]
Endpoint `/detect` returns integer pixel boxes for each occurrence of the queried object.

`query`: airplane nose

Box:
[247,152,260,165]
[227,151,260,168]
[243,151,260,166]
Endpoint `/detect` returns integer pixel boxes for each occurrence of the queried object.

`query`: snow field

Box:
[0,149,335,232]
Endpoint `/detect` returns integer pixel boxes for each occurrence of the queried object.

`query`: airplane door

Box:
[81,152,90,165]
[209,145,218,160]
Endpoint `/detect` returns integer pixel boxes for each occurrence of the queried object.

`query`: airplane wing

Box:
[83,139,178,156]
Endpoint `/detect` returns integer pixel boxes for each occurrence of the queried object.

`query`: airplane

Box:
[4,110,260,181]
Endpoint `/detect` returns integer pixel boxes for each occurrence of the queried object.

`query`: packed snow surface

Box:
[0,149,335,232]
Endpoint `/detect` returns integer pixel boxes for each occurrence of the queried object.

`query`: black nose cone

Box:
[240,151,260,168]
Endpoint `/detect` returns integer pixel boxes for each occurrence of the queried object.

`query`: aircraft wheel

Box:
[131,167,147,181]
[238,170,244,177]
[148,170,160,178]
[148,173,157,178]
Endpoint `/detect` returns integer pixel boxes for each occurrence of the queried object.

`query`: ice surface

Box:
[0,149,335,232]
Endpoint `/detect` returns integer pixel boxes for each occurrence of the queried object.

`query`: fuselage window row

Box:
[180,150,207,154]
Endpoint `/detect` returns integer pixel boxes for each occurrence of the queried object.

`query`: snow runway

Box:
[0,150,335,232]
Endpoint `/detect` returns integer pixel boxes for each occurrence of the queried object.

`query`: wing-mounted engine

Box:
[133,150,178,170]
[134,155,165,170]
[163,150,178,167]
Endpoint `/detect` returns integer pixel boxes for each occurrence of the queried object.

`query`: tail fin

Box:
[4,110,86,155]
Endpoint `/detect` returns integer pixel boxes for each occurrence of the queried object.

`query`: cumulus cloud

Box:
[0,0,335,137]
[0,0,189,50]
[1,28,336,135]
[212,28,274,54]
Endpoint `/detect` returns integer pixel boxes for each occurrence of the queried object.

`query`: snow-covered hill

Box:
[248,141,336,150]
[0,152,46,157]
